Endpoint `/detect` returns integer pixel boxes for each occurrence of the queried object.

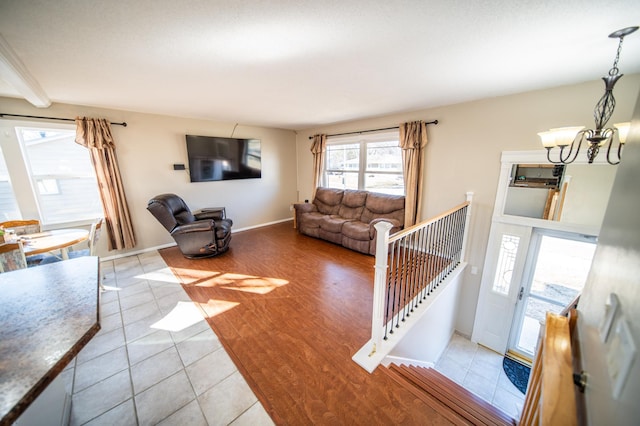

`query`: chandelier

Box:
[539,26,637,165]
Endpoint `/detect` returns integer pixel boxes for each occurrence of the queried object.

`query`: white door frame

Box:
[471,150,606,354]
[507,228,596,358]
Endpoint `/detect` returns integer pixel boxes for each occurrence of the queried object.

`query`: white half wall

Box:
[384,262,465,366]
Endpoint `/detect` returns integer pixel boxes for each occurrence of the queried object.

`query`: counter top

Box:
[0,256,100,425]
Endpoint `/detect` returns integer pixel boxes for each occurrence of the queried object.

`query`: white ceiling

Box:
[0,0,639,130]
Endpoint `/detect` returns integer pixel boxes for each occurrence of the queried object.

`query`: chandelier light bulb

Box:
[550,127,584,147]
[614,122,630,144]
[538,130,557,148]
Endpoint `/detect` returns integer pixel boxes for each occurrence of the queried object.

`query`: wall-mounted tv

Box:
[186,135,262,183]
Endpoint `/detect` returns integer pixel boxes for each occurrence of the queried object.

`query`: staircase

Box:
[384,364,517,426]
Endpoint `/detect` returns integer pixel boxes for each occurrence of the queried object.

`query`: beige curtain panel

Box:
[75,117,137,251]
[310,134,327,198]
[399,120,429,227]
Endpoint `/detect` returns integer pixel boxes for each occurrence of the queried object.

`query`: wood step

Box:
[386,364,516,426]
[383,365,474,426]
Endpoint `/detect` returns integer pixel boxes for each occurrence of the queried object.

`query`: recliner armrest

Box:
[172,220,214,235]
[194,210,224,221]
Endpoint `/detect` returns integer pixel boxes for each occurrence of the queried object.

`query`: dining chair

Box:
[36,218,106,291]
[70,218,103,257]
[0,241,28,273]
[0,219,41,235]
[39,218,104,262]
[1,220,44,266]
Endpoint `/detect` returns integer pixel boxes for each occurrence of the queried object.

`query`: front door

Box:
[472,223,532,353]
[507,230,596,359]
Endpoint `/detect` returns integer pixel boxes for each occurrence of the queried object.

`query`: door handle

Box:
[518,287,524,301]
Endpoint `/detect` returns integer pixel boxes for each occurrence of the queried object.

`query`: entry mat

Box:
[502,356,531,394]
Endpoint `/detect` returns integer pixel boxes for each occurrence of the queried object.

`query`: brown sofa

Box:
[294,187,405,255]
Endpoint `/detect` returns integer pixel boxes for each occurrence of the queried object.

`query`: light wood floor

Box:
[160,221,459,425]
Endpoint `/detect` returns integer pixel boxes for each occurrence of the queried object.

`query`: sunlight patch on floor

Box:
[198,299,240,318]
[135,267,183,284]
[198,272,289,294]
[165,267,220,285]
[151,301,205,332]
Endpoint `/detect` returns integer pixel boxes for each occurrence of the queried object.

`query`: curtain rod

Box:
[307,120,438,139]
[0,113,127,127]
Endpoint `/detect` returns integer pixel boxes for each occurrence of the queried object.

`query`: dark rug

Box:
[502,357,531,394]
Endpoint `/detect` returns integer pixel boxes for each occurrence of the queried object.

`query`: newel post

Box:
[370,221,393,356]
[460,191,474,262]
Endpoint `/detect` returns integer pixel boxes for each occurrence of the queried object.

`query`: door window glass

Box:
[513,234,596,356]
[492,234,520,295]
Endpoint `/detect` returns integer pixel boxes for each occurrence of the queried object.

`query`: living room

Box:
[1,1,640,425]
[3,76,639,338]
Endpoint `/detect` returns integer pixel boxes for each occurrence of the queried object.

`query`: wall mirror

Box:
[498,152,618,230]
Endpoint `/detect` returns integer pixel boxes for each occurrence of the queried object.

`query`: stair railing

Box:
[367,192,473,363]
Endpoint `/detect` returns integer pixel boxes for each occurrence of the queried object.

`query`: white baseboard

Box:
[101,218,294,261]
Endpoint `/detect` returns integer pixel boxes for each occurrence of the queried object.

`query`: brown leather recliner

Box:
[147,193,233,258]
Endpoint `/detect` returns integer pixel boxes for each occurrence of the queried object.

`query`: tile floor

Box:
[435,333,526,420]
[62,251,274,426]
[62,251,524,425]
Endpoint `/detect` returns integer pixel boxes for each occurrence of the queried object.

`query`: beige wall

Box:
[577,91,640,424]
[0,97,298,258]
[295,74,640,335]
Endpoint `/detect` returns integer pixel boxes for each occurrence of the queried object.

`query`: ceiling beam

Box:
[0,33,50,108]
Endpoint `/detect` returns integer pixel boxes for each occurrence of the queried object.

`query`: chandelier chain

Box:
[609,36,625,76]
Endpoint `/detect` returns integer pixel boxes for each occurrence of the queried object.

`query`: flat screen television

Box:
[186,135,262,182]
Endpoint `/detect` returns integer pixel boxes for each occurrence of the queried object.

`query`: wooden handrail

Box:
[520,312,578,426]
[389,200,471,242]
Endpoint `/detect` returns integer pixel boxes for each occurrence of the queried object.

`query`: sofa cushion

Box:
[338,190,367,220]
[361,192,405,226]
[314,188,343,215]
[342,236,370,254]
[320,215,353,233]
[318,229,343,245]
[342,221,370,241]
[299,211,325,229]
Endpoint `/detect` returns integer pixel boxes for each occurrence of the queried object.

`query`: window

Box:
[16,126,102,226]
[0,147,21,221]
[324,131,404,195]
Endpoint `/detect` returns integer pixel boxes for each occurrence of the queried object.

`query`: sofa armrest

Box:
[293,203,317,214]
[369,218,402,239]
[294,203,318,230]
